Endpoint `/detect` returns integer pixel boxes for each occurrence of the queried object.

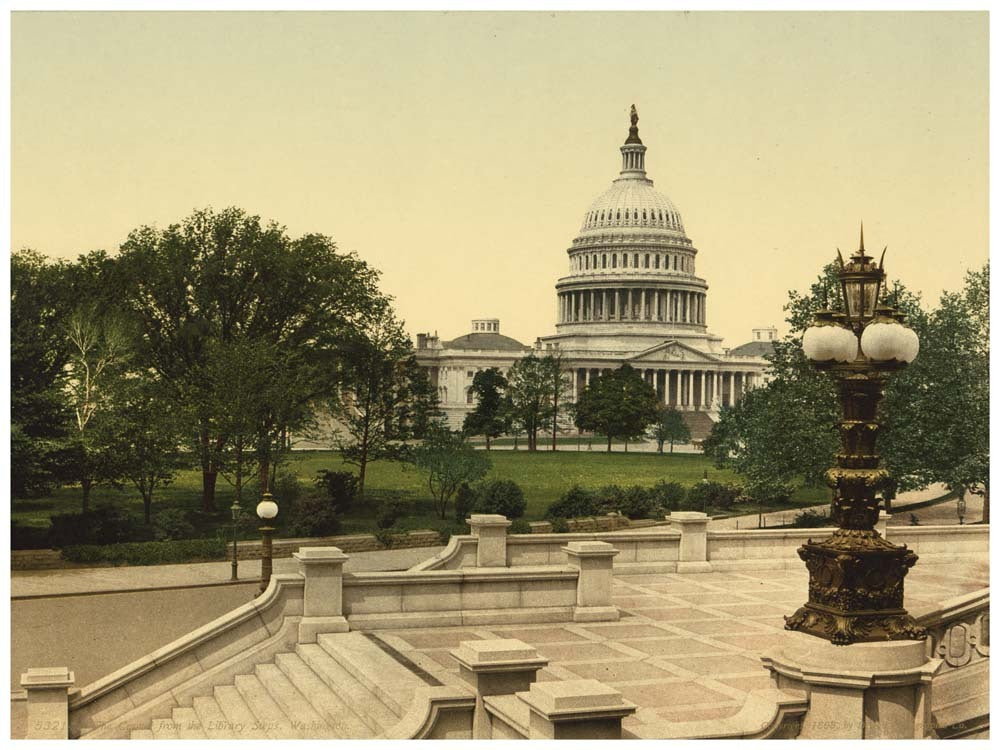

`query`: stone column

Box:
[714,371,722,408]
[639,288,646,320]
[669,511,712,572]
[761,636,941,739]
[469,514,512,568]
[686,370,694,410]
[613,289,619,320]
[626,289,633,320]
[563,541,619,622]
[20,668,74,739]
[452,639,548,740]
[521,680,637,740]
[294,546,350,642]
[590,290,596,321]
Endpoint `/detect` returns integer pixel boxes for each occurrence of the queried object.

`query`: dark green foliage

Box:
[574,365,660,451]
[375,495,407,530]
[47,506,150,548]
[152,508,196,541]
[411,428,491,519]
[273,473,304,515]
[462,368,511,449]
[650,481,687,511]
[686,481,744,512]
[454,482,477,523]
[550,517,570,533]
[545,485,599,519]
[285,494,341,538]
[314,470,359,513]
[792,508,833,528]
[745,480,794,506]
[648,406,691,453]
[475,479,527,519]
[613,486,662,519]
[11,522,51,550]
[61,539,227,566]
[508,519,532,534]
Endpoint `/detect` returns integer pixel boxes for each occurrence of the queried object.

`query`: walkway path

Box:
[706,483,952,530]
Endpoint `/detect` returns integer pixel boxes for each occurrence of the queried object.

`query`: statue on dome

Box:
[630,104,638,127]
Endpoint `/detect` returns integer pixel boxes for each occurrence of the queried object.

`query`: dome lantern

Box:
[620,104,648,177]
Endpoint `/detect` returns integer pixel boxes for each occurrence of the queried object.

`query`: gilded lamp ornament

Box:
[785,225,926,645]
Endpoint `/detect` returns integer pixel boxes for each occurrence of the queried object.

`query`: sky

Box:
[10,11,989,348]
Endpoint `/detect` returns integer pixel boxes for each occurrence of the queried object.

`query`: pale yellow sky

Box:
[11,11,988,348]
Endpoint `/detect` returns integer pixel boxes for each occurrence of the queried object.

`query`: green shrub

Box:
[550,517,570,533]
[454,482,478,523]
[285,494,341,538]
[373,527,396,549]
[375,495,407,530]
[508,519,532,534]
[546,486,598,519]
[314,470,358,513]
[746,480,794,506]
[792,509,832,528]
[685,481,742,512]
[475,479,526,519]
[60,539,227,566]
[592,484,626,515]
[273,472,304,515]
[650,481,686,511]
[152,508,196,541]
[11,521,51,550]
[436,521,469,545]
[48,505,150,548]
[614,486,661,519]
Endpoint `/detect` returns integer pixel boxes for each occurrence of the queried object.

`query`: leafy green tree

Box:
[462,368,510,449]
[411,427,491,518]
[506,354,552,452]
[116,207,384,510]
[648,405,691,453]
[544,355,574,451]
[574,365,659,451]
[337,304,441,495]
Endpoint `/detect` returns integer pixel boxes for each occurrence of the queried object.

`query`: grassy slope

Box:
[12,450,830,537]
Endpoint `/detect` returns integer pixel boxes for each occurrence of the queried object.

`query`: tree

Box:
[104,375,189,523]
[648,405,691,453]
[545,356,574,451]
[337,303,441,496]
[411,428,491,519]
[574,365,659,451]
[462,368,510,449]
[506,354,552,452]
[116,207,385,510]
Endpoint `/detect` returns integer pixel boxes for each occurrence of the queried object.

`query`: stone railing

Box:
[411,513,989,575]
[916,588,990,739]
[20,542,622,739]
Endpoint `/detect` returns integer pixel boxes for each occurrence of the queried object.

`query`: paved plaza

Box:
[378,559,989,737]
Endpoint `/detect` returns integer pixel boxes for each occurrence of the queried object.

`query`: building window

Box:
[466,388,474,404]
[634,253,639,267]
[602,254,607,268]
[467,370,474,378]
[612,254,617,268]
[654,254,660,269]
[644,254,650,268]
[585,256,589,269]
[623,254,628,268]
[673,256,678,270]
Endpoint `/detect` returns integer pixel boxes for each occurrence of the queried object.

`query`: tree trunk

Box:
[81,477,92,512]
[670,440,674,454]
[486,435,491,450]
[259,457,270,496]
[983,489,990,524]
[606,435,612,452]
[143,492,152,524]
[199,429,217,512]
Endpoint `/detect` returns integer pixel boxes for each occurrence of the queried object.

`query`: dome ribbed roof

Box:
[580,181,684,233]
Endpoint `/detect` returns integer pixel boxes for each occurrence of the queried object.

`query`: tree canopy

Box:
[574,365,660,451]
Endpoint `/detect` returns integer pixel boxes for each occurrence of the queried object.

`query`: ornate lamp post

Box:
[786,226,925,645]
[957,494,967,525]
[229,500,241,581]
[256,492,278,595]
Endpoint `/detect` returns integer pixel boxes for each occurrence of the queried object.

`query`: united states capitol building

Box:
[416,108,774,436]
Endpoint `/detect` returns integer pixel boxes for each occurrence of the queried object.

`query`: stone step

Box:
[192,695,234,740]
[149,717,179,740]
[214,684,270,739]
[297,642,400,733]
[130,729,154,740]
[274,651,375,738]
[170,706,207,739]
[254,662,333,739]
[233,673,291,739]
[317,631,425,716]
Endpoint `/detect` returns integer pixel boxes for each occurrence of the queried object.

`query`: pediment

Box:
[626,340,720,365]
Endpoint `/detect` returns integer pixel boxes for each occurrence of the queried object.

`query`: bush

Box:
[436,521,469,545]
[373,527,396,549]
[685,481,743,512]
[508,519,532,534]
[614,486,661,519]
[48,505,149,548]
[550,517,570,533]
[650,481,687,512]
[454,482,478,523]
[314,470,358,513]
[11,521,51,550]
[273,472,304,515]
[152,508,196,541]
[792,509,832,528]
[375,495,407,530]
[592,485,626,515]
[285,494,341,538]
[61,538,227,566]
[475,479,526,519]
[545,485,598,519]
[746,480,794,506]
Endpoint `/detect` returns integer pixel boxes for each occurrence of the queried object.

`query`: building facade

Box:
[416,109,771,436]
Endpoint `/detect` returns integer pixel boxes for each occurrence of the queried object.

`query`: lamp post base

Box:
[784,530,926,645]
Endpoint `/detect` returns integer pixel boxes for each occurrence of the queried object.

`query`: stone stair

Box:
[126,632,428,740]
[681,410,717,443]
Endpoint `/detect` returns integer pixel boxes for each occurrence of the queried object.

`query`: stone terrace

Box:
[376,560,989,737]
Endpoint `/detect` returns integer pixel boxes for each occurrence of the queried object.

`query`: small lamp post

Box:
[957,494,967,525]
[229,500,241,581]
[787,225,926,645]
[256,492,279,595]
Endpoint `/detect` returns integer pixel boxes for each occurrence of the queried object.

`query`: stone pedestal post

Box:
[468,514,512,568]
[294,546,349,642]
[761,632,940,739]
[21,667,74,739]
[452,639,548,739]
[519,679,637,739]
[877,510,891,538]
[670,511,712,572]
[563,541,619,622]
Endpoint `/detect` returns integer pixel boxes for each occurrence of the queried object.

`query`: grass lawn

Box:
[12,450,831,542]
